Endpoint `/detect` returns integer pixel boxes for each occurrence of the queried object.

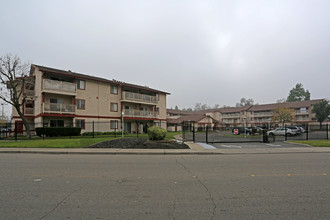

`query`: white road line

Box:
[266,144,281,147]
[221,145,242,149]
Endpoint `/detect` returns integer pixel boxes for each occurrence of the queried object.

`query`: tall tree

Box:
[0,54,32,138]
[312,100,330,128]
[236,98,254,107]
[272,107,294,127]
[287,83,311,102]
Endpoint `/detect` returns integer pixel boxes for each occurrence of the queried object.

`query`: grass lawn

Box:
[0,131,181,148]
[0,137,116,148]
[290,140,330,147]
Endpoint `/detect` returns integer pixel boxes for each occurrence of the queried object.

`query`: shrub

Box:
[148,126,166,140]
[35,127,81,137]
[82,131,128,136]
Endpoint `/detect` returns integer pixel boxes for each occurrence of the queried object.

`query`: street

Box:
[1,153,330,219]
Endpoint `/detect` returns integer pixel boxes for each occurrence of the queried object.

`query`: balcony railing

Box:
[43,79,76,94]
[253,112,273,116]
[122,92,157,104]
[25,107,34,115]
[295,110,309,114]
[222,114,240,118]
[43,103,76,114]
[124,109,157,118]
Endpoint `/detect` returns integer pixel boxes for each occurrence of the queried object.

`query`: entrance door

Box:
[124,122,131,133]
[15,121,23,134]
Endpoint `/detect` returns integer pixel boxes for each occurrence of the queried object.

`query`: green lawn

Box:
[0,131,181,148]
[290,140,330,147]
[0,137,116,148]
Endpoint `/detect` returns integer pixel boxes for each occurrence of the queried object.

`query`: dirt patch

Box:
[87,138,190,149]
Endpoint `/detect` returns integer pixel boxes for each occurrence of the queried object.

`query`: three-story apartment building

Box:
[12,65,169,134]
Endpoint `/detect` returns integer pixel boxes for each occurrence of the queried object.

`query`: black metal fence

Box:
[181,122,330,144]
[182,124,269,144]
[0,121,168,141]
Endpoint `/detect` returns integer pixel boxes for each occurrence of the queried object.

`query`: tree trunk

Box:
[15,106,31,138]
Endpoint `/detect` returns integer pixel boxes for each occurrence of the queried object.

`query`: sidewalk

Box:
[1,142,330,155]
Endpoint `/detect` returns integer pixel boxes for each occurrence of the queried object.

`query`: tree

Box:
[287,83,311,102]
[174,105,179,110]
[312,100,330,128]
[0,54,32,138]
[236,98,254,107]
[272,107,294,126]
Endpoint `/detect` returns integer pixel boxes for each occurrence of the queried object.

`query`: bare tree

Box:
[0,54,32,138]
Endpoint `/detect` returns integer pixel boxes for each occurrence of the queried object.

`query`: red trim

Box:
[110,102,118,112]
[76,99,86,110]
[73,97,76,105]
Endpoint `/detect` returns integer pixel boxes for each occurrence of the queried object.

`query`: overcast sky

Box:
[1,0,330,113]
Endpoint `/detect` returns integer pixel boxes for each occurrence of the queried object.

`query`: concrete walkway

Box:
[1,142,330,155]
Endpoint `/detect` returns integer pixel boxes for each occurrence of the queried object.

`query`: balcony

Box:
[25,107,34,116]
[253,112,273,116]
[295,110,309,115]
[25,89,35,97]
[124,109,157,118]
[43,103,76,114]
[122,92,157,105]
[222,114,240,118]
[43,79,76,95]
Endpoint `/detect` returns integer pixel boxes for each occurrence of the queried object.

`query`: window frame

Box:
[76,99,86,110]
[76,119,85,129]
[110,120,118,129]
[110,84,118,95]
[77,79,86,90]
[110,102,118,112]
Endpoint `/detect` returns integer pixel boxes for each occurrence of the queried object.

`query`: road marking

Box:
[266,144,281,147]
[250,173,327,177]
[221,145,242,149]
[33,179,42,182]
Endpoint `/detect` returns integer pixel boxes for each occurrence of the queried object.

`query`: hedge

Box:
[82,131,128,136]
[35,127,81,137]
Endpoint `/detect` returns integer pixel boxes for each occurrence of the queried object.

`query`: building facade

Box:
[12,65,169,134]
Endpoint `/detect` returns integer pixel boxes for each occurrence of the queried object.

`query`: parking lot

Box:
[210,141,307,149]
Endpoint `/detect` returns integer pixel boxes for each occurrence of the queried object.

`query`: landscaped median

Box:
[0,132,181,148]
[290,140,330,147]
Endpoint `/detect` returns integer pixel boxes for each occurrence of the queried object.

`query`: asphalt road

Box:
[210,141,307,149]
[1,153,330,219]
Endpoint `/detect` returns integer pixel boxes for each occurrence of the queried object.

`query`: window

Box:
[110,85,118,94]
[110,120,118,129]
[76,99,85,110]
[110,103,118,112]
[77,79,85,90]
[50,120,64,127]
[76,119,85,129]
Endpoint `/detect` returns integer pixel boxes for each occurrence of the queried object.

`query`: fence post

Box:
[69,122,72,139]
[92,121,95,138]
[206,125,208,144]
[327,124,329,140]
[306,124,309,140]
[136,121,139,138]
[182,122,185,142]
[193,125,195,143]
[15,122,17,142]
[285,124,287,141]
[115,127,117,138]
[5,122,8,138]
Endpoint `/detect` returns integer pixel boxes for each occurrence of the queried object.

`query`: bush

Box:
[82,131,128,136]
[35,127,81,137]
[148,126,166,140]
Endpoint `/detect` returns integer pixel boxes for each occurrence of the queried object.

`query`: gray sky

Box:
[1,0,330,112]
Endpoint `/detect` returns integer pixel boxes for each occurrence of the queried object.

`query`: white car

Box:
[267,128,296,136]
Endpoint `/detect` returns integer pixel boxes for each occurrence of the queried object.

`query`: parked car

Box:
[299,127,306,133]
[287,126,301,134]
[232,127,251,135]
[267,128,297,136]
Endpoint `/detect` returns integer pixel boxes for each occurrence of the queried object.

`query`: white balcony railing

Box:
[124,109,157,118]
[43,103,76,114]
[122,92,157,104]
[25,107,34,115]
[253,112,273,116]
[43,79,76,94]
[222,114,240,118]
[295,110,309,114]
